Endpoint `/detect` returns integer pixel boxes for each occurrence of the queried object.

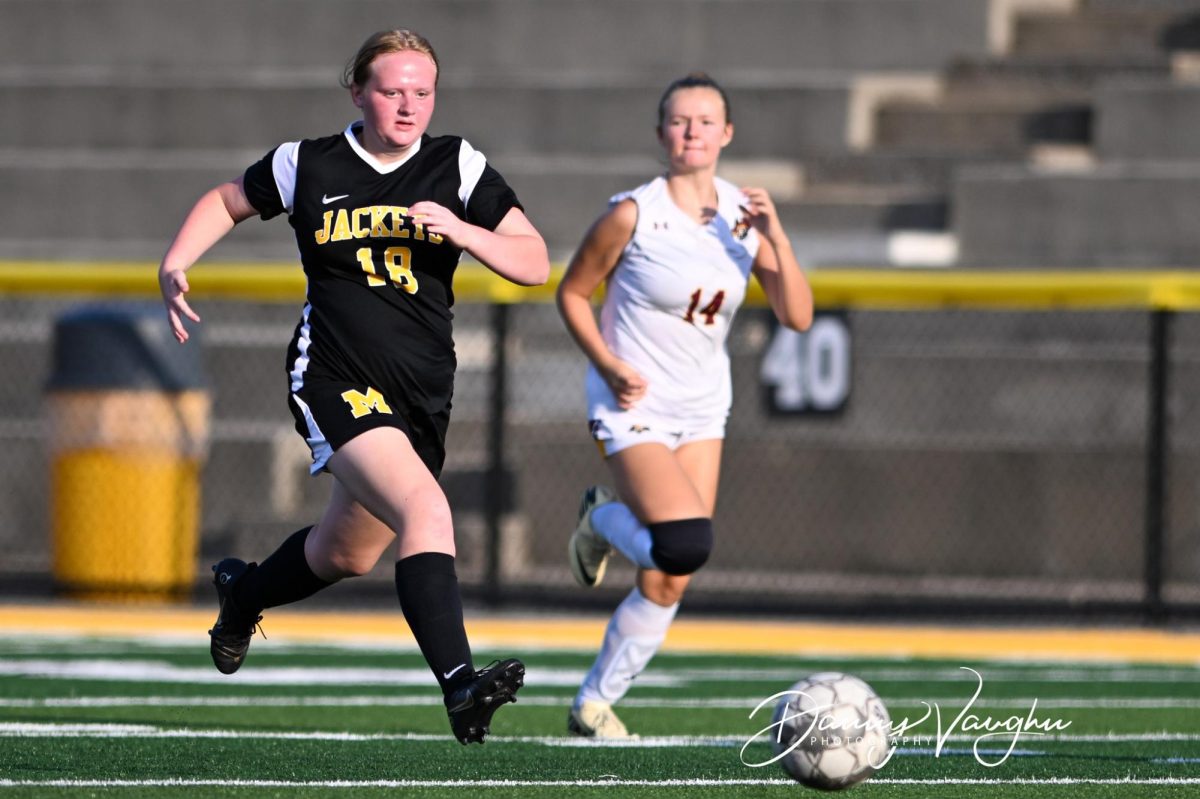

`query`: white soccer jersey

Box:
[586,175,760,424]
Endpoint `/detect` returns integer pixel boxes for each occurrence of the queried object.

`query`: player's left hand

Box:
[739,187,786,243]
[409,201,471,248]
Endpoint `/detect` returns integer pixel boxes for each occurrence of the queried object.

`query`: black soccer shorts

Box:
[288,378,449,478]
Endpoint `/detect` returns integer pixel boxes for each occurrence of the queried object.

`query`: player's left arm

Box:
[744,186,813,332]
[409,202,550,286]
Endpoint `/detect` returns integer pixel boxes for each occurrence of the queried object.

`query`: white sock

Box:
[575,586,679,708]
[592,502,656,570]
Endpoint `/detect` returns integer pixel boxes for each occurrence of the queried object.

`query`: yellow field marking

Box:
[1,603,1199,663]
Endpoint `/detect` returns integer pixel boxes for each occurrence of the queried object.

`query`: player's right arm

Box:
[556,198,647,410]
[158,176,259,343]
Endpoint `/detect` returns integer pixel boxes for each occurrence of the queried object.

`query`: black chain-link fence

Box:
[3,282,1197,617]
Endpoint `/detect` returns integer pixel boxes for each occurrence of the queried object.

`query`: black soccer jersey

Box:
[243,122,522,418]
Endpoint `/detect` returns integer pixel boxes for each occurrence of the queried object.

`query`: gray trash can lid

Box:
[47,305,205,391]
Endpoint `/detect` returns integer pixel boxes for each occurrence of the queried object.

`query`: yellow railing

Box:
[4,262,1200,310]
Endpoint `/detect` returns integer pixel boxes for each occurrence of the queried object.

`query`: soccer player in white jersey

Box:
[557,73,814,737]
[158,29,549,744]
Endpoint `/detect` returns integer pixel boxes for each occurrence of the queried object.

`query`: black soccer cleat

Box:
[445,658,525,744]
[208,558,262,675]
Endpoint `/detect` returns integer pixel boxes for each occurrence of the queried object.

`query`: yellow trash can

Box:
[46,306,209,601]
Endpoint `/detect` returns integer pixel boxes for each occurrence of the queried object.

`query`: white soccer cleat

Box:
[567,700,636,738]
[568,485,617,588]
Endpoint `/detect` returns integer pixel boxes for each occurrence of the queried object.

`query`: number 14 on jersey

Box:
[684,289,725,325]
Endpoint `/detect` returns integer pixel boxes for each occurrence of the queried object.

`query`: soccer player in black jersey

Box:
[157,29,549,744]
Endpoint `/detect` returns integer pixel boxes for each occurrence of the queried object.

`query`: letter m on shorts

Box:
[340,386,394,418]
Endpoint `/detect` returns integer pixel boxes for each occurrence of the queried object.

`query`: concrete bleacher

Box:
[6,0,1200,267]
[953,45,1200,268]
[1094,80,1200,159]
[944,0,1200,267]
[774,2,1194,267]
[0,81,854,156]
[0,79,852,261]
[0,0,990,73]
[0,0,996,264]
[954,162,1200,267]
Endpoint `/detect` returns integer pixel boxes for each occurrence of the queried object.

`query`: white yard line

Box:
[1,694,1199,710]
[4,657,1200,698]
[2,777,1200,788]
[1,722,1197,746]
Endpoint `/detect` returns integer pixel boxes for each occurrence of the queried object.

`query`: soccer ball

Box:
[770,672,893,790]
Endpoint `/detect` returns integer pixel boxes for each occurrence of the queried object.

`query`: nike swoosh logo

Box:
[322,193,349,204]
[443,663,467,680]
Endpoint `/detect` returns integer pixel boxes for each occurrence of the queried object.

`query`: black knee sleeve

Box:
[648,518,714,576]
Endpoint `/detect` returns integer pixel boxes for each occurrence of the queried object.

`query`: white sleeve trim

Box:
[457,139,488,208]
[272,141,301,214]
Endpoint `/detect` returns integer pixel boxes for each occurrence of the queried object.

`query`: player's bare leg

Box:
[326,427,456,558]
[304,480,396,578]
[608,440,717,523]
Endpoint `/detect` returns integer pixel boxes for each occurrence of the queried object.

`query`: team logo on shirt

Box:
[314,206,443,246]
[732,212,751,240]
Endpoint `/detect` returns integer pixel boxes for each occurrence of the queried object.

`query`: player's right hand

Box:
[601,360,648,409]
[159,267,201,343]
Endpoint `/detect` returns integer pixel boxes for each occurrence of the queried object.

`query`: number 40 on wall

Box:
[759,311,851,415]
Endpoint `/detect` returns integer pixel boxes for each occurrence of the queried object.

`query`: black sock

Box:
[234,526,332,615]
[394,553,474,697]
